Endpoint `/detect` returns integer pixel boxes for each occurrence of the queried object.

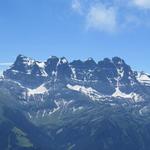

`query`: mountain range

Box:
[0,54,150,150]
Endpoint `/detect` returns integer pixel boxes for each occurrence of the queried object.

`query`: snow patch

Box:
[36,62,45,68]
[67,84,103,101]
[42,109,46,117]
[112,87,143,102]
[61,58,68,64]
[35,62,48,77]
[48,107,59,115]
[112,87,130,98]
[56,128,63,135]
[22,57,35,66]
[72,106,84,112]
[139,106,149,116]
[27,84,48,96]
[57,58,68,66]
[117,67,124,78]
[28,112,32,119]
[48,100,73,115]
[71,67,77,79]
[137,72,150,85]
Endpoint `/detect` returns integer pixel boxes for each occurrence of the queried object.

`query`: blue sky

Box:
[0,0,150,73]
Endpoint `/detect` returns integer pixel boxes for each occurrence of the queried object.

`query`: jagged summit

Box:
[10,55,127,69]
[0,55,146,95]
[3,55,137,86]
[2,54,150,102]
[112,56,125,64]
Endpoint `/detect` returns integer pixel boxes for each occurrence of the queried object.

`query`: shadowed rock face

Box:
[4,55,136,87]
[2,55,150,110]
[4,55,141,99]
[3,55,150,99]
[45,56,59,76]
[3,55,148,98]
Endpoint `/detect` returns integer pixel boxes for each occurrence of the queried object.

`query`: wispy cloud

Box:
[86,4,117,32]
[71,0,82,14]
[71,0,150,33]
[132,0,150,9]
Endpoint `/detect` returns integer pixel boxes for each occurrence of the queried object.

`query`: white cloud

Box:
[71,0,150,33]
[0,63,12,76]
[71,0,82,14]
[86,4,117,32]
[0,63,12,66]
[133,0,150,9]
[121,14,142,29]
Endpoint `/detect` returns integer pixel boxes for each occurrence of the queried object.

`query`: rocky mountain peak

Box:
[112,57,125,65]
[84,58,97,69]
[11,54,35,73]
[3,55,140,90]
[45,56,59,75]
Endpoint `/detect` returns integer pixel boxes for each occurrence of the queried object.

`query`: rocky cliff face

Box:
[3,55,150,100]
